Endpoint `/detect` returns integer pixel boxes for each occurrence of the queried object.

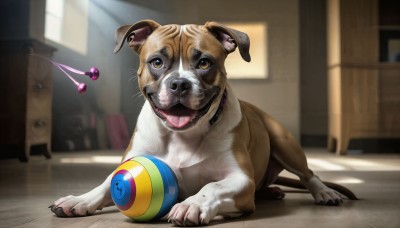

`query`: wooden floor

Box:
[1,149,400,228]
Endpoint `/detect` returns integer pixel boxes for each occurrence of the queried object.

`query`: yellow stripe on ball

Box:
[132,156,165,221]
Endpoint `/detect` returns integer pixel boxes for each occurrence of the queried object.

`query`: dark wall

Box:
[0,0,30,39]
[299,0,328,146]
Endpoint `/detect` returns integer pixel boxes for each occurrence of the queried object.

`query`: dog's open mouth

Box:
[156,104,197,129]
[151,94,218,130]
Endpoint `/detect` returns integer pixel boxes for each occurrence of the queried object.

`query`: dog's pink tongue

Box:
[165,115,192,129]
[160,104,195,129]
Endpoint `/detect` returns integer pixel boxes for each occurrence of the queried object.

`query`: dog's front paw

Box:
[49,194,103,217]
[168,201,217,226]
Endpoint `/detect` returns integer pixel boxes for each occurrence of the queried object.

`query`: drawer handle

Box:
[35,83,43,90]
[34,120,46,128]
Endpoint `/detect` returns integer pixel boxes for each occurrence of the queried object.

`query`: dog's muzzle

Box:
[144,80,220,130]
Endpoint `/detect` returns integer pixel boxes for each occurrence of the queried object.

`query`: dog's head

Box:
[114,20,250,131]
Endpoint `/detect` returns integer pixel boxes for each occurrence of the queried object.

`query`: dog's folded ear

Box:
[114,20,161,54]
[204,22,251,62]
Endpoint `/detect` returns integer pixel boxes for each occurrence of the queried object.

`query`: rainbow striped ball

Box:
[110,155,179,221]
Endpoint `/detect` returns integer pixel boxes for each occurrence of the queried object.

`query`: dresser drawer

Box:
[27,53,53,111]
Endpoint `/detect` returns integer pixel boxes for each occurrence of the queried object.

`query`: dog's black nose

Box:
[169,78,192,96]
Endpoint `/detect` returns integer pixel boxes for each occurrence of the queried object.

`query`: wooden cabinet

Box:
[327,0,400,155]
[0,39,55,161]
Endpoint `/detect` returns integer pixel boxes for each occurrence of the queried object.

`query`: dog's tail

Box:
[274,176,359,200]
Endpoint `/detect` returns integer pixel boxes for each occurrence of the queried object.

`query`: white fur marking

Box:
[158,75,172,107]
[179,25,185,74]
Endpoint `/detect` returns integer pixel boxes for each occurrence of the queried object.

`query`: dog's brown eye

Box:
[150,58,164,69]
[197,58,211,70]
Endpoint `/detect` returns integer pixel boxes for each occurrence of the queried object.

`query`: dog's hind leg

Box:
[255,159,286,200]
[263,115,343,205]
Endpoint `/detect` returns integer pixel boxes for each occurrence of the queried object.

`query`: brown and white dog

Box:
[50,20,355,226]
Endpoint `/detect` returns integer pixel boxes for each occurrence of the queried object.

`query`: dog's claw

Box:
[317,196,343,206]
[184,219,197,226]
[52,206,68,217]
[173,219,181,226]
[70,208,77,217]
[333,198,343,206]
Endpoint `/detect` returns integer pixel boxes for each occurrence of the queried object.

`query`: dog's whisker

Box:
[131,91,144,101]
[129,74,139,82]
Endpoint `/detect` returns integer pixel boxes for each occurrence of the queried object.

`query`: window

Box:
[223,22,268,79]
[45,0,88,55]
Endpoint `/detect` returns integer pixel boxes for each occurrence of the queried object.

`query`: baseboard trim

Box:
[300,134,400,153]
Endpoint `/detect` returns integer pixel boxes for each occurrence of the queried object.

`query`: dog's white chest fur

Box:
[163,132,238,197]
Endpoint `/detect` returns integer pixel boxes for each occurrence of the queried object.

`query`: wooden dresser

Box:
[327,0,400,155]
[0,39,55,161]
